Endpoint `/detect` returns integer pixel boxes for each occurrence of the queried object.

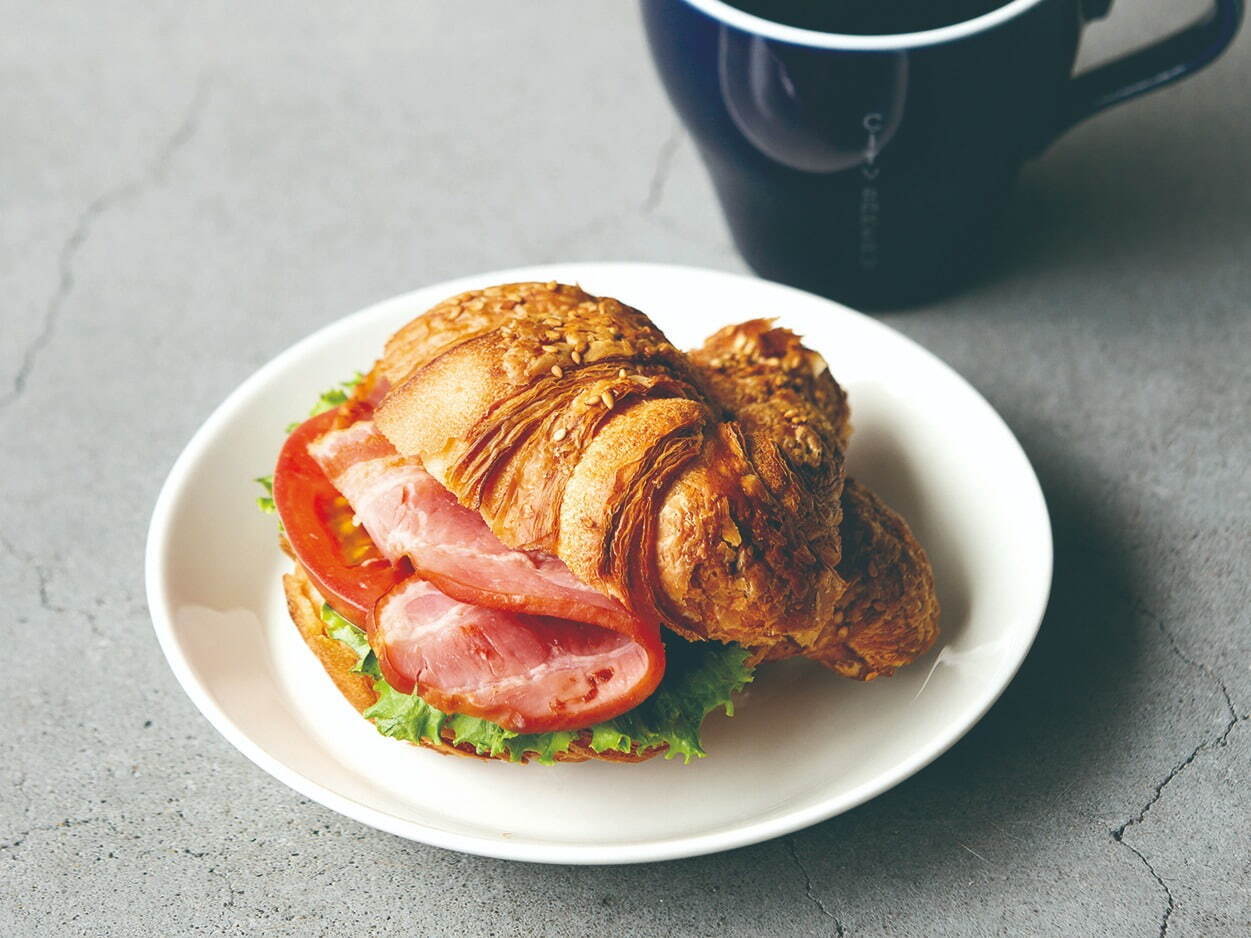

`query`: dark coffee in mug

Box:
[723,0,1008,35]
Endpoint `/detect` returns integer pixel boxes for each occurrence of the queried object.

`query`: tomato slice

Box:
[273,407,407,627]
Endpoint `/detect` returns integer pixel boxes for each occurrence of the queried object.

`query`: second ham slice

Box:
[374,579,656,732]
[308,419,665,733]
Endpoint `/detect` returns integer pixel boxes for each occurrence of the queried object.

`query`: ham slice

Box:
[373,579,655,732]
[308,420,665,733]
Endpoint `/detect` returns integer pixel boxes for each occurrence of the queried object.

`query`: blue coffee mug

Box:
[642,0,1243,306]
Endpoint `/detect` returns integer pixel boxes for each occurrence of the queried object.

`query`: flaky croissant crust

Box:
[370,282,938,678]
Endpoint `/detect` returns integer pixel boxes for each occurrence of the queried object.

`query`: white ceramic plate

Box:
[146,262,1051,865]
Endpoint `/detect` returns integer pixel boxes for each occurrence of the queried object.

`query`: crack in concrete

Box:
[0,79,211,414]
[1109,605,1249,936]
[1115,837,1175,938]
[0,531,27,569]
[1141,606,1239,722]
[6,517,117,649]
[1,816,114,853]
[1115,608,1242,839]
[641,124,682,214]
[202,859,239,909]
[3,537,106,644]
[36,564,54,613]
[785,837,847,937]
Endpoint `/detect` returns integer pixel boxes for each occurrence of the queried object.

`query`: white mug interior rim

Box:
[678,0,1052,50]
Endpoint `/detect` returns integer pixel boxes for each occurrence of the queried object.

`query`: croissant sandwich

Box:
[261,282,939,764]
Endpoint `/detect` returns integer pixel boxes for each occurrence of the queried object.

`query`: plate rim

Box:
[145,261,1053,865]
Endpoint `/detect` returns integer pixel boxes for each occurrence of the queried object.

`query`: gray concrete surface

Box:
[2,1,1248,935]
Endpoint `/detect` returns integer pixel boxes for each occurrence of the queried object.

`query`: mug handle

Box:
[1061,0,1244,132]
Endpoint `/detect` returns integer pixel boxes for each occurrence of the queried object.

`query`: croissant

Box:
[687,319,939,678]
[685,322,940,675]
[372,282,938,675]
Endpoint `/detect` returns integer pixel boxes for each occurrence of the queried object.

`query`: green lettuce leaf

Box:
[286,373,366,432]
[320,604,368,656]
[590,635,755,762]
[319,603,753,764]
[318,603,377,676]
[254,475,275,514]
